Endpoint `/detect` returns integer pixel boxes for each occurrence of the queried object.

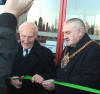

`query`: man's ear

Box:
[79,27,83,32]
[79,27,85,37]
[34,34,38,39]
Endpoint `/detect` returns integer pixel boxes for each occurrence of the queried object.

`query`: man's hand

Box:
[5,0,33,18]
[10,79,22,89]
[32,74,44,84]
[42,79,55,91]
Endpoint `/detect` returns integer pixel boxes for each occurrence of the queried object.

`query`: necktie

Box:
[24,49,28,57]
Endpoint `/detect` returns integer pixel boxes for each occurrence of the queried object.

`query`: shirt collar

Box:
[23,46,33,56]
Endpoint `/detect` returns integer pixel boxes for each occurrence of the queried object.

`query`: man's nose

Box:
[24,37,29,43]
[64,34,68,39]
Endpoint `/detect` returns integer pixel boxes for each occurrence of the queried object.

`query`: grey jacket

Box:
[0,13,18,94]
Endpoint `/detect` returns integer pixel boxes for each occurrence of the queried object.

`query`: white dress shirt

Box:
[23,48,32,57]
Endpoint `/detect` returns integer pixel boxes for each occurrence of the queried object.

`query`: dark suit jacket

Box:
[0,13,18,94]
[7,40,55,94]
[56,34,100,94]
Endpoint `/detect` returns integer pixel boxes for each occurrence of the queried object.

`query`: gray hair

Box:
[66,18,86,32]
[19,21,38,34]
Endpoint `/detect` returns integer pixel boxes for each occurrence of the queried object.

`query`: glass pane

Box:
[27,0,60,53]
[66,0,100,36]
[27,0,60,32]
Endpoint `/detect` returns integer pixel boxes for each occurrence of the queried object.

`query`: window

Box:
[66,0,100,36]
[27,0,60,53]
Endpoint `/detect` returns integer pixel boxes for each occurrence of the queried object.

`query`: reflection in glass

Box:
[66,0,100,36]
[27,0,60,33]
[27,0,60,53]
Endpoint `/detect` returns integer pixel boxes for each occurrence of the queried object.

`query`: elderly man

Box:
[42,18,100,94]
[0,0,32,93]
[7,22,55,94]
